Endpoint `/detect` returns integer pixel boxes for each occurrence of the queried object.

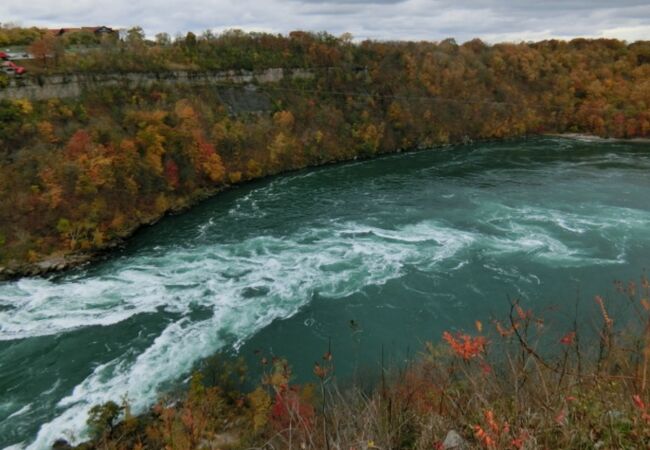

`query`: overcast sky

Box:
[2,0,649,43]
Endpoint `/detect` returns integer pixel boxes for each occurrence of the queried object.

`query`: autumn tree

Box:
[28,34,60,67]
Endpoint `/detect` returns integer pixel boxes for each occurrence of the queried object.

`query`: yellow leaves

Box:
[145,151,165,176]
[211,121,228,144]
[154,194,169,214]
[75,173,98,196]
[39,167,63,209]
[125,177,139,196]
[247,158,263,178]
[262,358,292,389]
[353,122,384,155]
[87,155,115,189]
[136,125,166,175]
[641,298,650,311]
[119,138,138,155]
[110,212,126,231]
[387,101,410,128]
[56,218,71,235]
[268,131,303,169]
[136,125,166,151]
[131,110,168,127]
[37,121,57,143]
[56,219,95,250]
[228,171,242,184]
[248,387,271,431]
[202,153,226,183]
[269,132,293,166]
[175,99,198,123]
[212,118,246,146]
[59,105,74,119]
[437,130,450,145]
[270,369,288,387]
[13,99,32,115]
[26,250,39,263]
[273,110,295,129]
[92,229,105,247]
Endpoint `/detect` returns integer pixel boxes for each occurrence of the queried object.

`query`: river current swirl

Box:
[2,137,650,448]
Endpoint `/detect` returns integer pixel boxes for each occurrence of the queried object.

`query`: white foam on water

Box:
[7,404,32,420]
[477,203,650,266]
[4,444,26,450]
[0,274,168,341]
[2,219,474,449]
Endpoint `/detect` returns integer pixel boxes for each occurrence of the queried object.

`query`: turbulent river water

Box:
[2,137,650,449]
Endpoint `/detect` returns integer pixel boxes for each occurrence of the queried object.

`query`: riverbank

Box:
[0,185,223,280]
[2,132,647,282]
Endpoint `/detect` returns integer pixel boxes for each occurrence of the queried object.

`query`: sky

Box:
[2,0,649,43]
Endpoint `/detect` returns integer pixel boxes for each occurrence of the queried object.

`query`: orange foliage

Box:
[442,331,487,361]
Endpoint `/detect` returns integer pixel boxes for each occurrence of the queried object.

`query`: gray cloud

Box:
[1,0,648,43]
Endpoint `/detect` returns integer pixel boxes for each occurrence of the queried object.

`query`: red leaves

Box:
[559,331,576,345]
[313,362,328,380]
[269,385,315,432]
[474,410,527,449]
[198,137,216,158]
[65,130,92,158]
[473,425,496,448]
[164,160,180,189]
[442,331,488,361]
[632,394,650,423]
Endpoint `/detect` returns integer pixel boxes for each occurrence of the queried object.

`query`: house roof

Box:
[46,26,115,36]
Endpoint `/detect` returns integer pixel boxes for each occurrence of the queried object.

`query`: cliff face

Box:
[0,68,314,101]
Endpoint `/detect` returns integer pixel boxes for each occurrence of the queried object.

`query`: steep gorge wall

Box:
[0,68,314,101]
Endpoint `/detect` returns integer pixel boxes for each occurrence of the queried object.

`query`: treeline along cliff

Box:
[0,28,649,275]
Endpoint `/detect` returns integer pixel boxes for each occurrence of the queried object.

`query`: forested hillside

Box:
[1,27,649,275]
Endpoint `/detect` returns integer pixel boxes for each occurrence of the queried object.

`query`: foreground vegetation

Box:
[1,28,649,274]
[54,276,650,449]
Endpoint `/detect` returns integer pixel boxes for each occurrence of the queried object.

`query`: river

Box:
[1,137,650,449]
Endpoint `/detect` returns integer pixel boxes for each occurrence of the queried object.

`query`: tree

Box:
[155,32,171,46]
[126,26,145,44]
[28,34,57,67]
[184,31,197,48]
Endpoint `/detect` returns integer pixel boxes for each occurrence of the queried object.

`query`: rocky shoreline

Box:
[0,186,223,281]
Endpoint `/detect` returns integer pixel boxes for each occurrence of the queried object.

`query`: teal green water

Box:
[2,137,650,449]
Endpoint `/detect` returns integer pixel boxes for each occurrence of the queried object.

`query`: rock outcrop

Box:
[0,68,313,101]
